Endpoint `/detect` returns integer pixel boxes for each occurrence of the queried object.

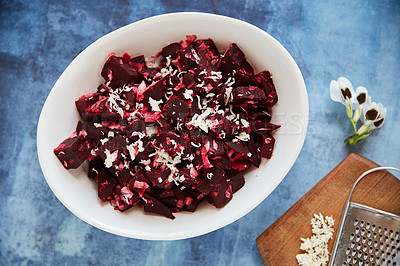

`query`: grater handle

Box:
[347,166,400,202]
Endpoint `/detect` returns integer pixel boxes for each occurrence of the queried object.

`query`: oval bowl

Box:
[37,12,308,240]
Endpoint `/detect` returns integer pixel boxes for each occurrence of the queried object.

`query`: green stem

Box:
[351,120,357,134]
[344,133,371,145]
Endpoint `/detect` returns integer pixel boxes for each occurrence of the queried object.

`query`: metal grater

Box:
[330,167,400,266]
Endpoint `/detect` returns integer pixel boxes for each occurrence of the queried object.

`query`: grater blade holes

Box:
[342,218,400,265]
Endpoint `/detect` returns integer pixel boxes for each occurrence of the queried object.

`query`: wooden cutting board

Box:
[256,153,400,265]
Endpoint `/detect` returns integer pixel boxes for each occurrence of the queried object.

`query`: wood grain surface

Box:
[256,153,400,265]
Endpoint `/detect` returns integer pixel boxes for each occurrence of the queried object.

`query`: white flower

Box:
[358,101,387,134]
[330,77,356,118]
[330,77,356,106]
[352,86,371,122]
[354,86,371,105]
[330,76,387,145]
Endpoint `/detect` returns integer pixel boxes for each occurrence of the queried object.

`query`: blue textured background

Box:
[1,1,399,265]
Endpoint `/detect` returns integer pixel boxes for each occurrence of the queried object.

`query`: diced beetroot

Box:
[225,140,249,156]
[142,193,175,219]
[252,71,278,108]
[77,122,109,147]
[195,175,213,195]
[155,132,191,157]
[231,86,266,105]
[162,187,202,212]
[214,155,232,170]
[159,197,184,212]
[246,137,260,167]
[162,96,189,120]
[234,60,254,86]
[217,43,245,74]
[208,113,235,141]
[96,135,128,169]
[133,141,155,163]
[54,133,90,169]
[231,160,252,171]
[128,169,150,197]
[196,39,220,59]
[181,72,198,91]
[177,44,199,71]
[161,42,180,59]
[200,136,225,160]
[206,178,233,208]
[96,169,118,202]
[143,75,169,101]
[75,93,104,122]
[217,43,254,86]
[101,55,140,88]
[141,69,159,82]
[88,157,105,179]
[111,185,139,212]
[128,55,147,72]
[75,92,121,123]
[146,166,173,189]
[97,84,112,94]
[183,192,203,212]
[259,134,276,159]
[113,166,131,185]
[252,121,281,134]
[122,91,136,111]
[226,170,245,193]
[195,39,220,73]
[197,69,222,94]
[204,165,225,185]
[179,166,198,188]
[124,119,146,138]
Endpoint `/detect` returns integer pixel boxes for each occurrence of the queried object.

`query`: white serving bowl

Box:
[37,12,308,240]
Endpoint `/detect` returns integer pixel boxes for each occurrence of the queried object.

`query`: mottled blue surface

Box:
[1,1,399,265]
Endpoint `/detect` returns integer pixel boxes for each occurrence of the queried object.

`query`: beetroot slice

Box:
[54,133,90,169]
[75,93,103,122]
[128,55,147,73]
[101,55,140,88]
[124,119,146,138]
[162,96,189,120]
[112,185,139,212]
[231,86,266,105]
[96,169,118,202]
[206,178,233,208]
[217,43,254,86]
[217,43,245,74]
[177,44,198,71]
[88,157,105,179]
[143,75,169,101]
[161,42,180,59]
[142,193,175,219]
[259,134,276,159]
[246,137,260,167]
[226,170,245,193]
[75,92,121,123]
[252,71,278,108]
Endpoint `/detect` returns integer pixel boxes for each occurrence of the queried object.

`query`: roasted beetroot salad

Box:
[54,35,280,219]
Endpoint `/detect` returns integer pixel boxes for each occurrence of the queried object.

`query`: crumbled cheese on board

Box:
[296,213,335,266]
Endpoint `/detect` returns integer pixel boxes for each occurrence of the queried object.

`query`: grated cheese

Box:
[296,213,335,266]
[104,149,118,168]
[148,97,163,112]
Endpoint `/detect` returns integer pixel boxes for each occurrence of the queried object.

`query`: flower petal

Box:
[330,80,344,104]
[337,77,355,101]
[361,101,387,129]
[355,86,368,105]
[372,103,387,129]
